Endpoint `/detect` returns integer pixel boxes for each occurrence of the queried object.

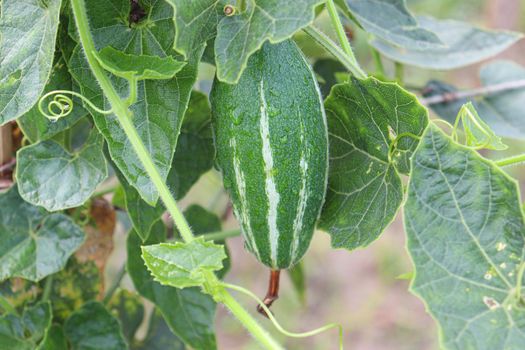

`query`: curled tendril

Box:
[222,282,344,350]
[38,90,113,122]
[388,132,421,164]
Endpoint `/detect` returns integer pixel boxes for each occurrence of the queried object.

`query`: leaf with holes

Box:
[127,223,217,349]
[0,0,62,124]
[319,78,428,250]
[0,186,85,282]
[372,16,522,69]
[404,124,525,350]
[16,128,107,211]
[69,0,202,205]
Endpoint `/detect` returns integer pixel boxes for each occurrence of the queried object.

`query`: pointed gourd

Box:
[211,40,328,269]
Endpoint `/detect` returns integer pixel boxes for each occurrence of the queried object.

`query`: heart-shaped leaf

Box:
[319,78,428,250]
[405,124,525,349]
[0,186,85,282]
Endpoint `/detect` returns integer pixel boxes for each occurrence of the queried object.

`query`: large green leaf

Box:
[133,310,185,350]
[69,0,201,205]
[343,0,443,49]
[0,0,61,124]
[38,325,68,350]
[404,124,525,350]
[127,224,217,349]
[425,61,525,140]
[17,57,88,143]
[0,186,85,282]
[372,16,522,69]
[16,128,107,211]
[0,302,51,350]
[64,301,127,350]
[319,78,428,250]
[167,0,322,83]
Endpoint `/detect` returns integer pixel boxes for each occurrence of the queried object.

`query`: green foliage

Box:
[17,128,107,211]
[1,0,525,348]
[0,0,62,124]
[168,0,323,83]
[0,302,51,349]
[127,225,217,349]
[142,238,227,289]
[372,16,523,69]
[405,124,525,349]
[95,47,186,81]
[64,301,127,350]
[426,61,525,140]
[341,0,443,49]
[319,78,428,249]
[0,186,84,282]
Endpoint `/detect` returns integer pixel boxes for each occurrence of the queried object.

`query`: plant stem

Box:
[420,79,525,105]
[495,153,525,167]
[71,1,283,348]
[394,62,404,84]
[325,0,366,79]
[303,26,365,79]
[216,287,285,350]
[371,48,385,76]
[70,0,193,243]
[42,275,54,302]
[201,228,241,241]
[103,265,126,304]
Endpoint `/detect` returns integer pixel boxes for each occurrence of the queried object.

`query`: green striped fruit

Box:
[210,40,328,269]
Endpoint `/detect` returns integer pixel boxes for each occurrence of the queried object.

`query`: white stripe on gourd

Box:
[229,137,261,261]
[258,79,281,267]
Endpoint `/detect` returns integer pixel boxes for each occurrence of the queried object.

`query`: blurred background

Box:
[103,0,525,349]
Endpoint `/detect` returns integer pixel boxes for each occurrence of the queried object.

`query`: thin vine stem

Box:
[38,90,113,121]
[201,228,241,241]
[70,1,283,348]
[41,275,54,302]
[303,26,365,79]
[495,153,525,167]
[223,283,344,349]
[325,0,366,79]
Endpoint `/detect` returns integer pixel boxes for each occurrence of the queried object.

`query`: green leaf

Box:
[127,225,217,350]
[108,289,145,343]
[0,302,51,350]
[167,91,215,200]
[142,238,227,289]
[37,325,68,350]
[69,0,202,204]
[64,301,127,350]
[0,0,62,124]
[343,0,444,50]
[426,61,525,140]
[0,186,85,282]
[457,102,507,150]
[167,0,323,83]
[319,78,428,250]
[372,16,522,69]
[17,57,88,143]
[95,46,186,80]
[133,310,185,350]
[16,128,107,211]
[182,205,231,279]
[405,124,525,350]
